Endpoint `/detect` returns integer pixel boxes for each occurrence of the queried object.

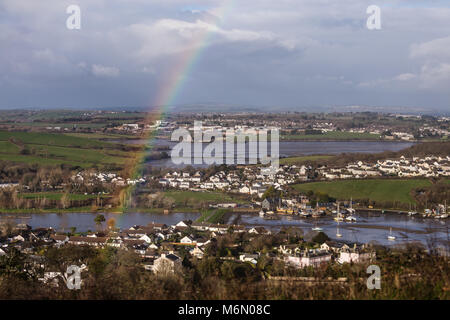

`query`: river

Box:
[1,211,448,247]
[113,138,415,168]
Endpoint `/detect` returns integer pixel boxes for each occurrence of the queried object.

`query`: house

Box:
[152,253,182,274]
[12,235,25,242]
[284,250,332,268]
[180,236,195,244]
[239,186,251,194]
[239,253,259,265]
[320,241,350,253]
[176,221,190,228]
[248,227,271,235]
[338,250,374,264]
[191,222,210,231]
[68,236,107,247]
[190,246,204,259]
[261,198,278,211]
[139,234,153,244]
[147,222,167,230]
[51,234,69,244]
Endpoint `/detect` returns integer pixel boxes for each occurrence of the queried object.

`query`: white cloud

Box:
[394,73,417,81]
[410,36,450,60]
[91,64,120,78]
[419,62,450,89]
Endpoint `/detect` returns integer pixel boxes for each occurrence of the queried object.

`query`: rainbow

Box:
[113,2,235,228]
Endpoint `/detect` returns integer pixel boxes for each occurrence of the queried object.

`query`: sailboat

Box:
[438,201,448,219]
[336,221,342,238]
[312,221,323,231]
[334,202,344,222]
[387,227,396,241]
[299,209,311,217]
[347,197,356,214]
[345,197,356,221]
[408,204,417,216]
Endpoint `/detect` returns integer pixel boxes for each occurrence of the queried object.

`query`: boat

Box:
[312,221,323,231]
[439,201,448,219]
[259,210,266,217]
[312,211,322,218]
[345,215,356,222]
[387,227,396,241]
[347,197,356,214]
[334,202,344,222]
[407,211,417,216]
[299,210,311,218]
[336,221,342,238]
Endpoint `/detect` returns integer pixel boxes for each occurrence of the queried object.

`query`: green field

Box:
[282,131,381,141]
[196,208,229,223]
[163,190,244,206]
[0,131,133,168]
[293,179,432,205]
[280,155,334,165]
[0,131,112,148]
[19,192,110,201]
[64,132,137,140]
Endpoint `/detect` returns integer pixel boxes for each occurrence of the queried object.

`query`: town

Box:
[0,217,380,284]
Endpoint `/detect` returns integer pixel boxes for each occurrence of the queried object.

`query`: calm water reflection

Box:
[1,211,448,247]
[0,212,199,233]
[229,212,449,246]
[117,139,414,168]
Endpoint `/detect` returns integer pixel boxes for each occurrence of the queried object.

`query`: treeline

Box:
[0,189,99,210]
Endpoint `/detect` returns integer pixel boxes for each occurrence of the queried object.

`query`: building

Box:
[152,253,182,274]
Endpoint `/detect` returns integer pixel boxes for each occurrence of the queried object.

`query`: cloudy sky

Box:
[1,0,449,112]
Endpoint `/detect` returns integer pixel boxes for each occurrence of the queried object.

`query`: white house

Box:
[190,246,204,259]
[180,236,195,244]
[152,253,182,274]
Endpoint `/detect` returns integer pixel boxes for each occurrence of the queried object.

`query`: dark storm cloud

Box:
[0,0,449,111]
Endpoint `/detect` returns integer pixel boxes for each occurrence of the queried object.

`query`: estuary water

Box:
[113,139,415,168]
[1,211,448,247]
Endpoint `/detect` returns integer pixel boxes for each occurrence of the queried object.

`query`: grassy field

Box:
[280,155,334,165]
[293,179,432,205]
[282,131,381,141]
[196,208,229,223]
[19,192,110,201]
[0,131,114,148]
[0,131,133,168]
[0,206,94,214]
[64,132,137,140]
[163,190,245,206]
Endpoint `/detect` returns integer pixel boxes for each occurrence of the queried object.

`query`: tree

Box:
[312,232,330,244]
[106,217,116,230]
[60,193,70,209]
[94,214,106,227]
[262,186,280,199]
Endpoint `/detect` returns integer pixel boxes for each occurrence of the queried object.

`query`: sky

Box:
[1,0,449,112]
